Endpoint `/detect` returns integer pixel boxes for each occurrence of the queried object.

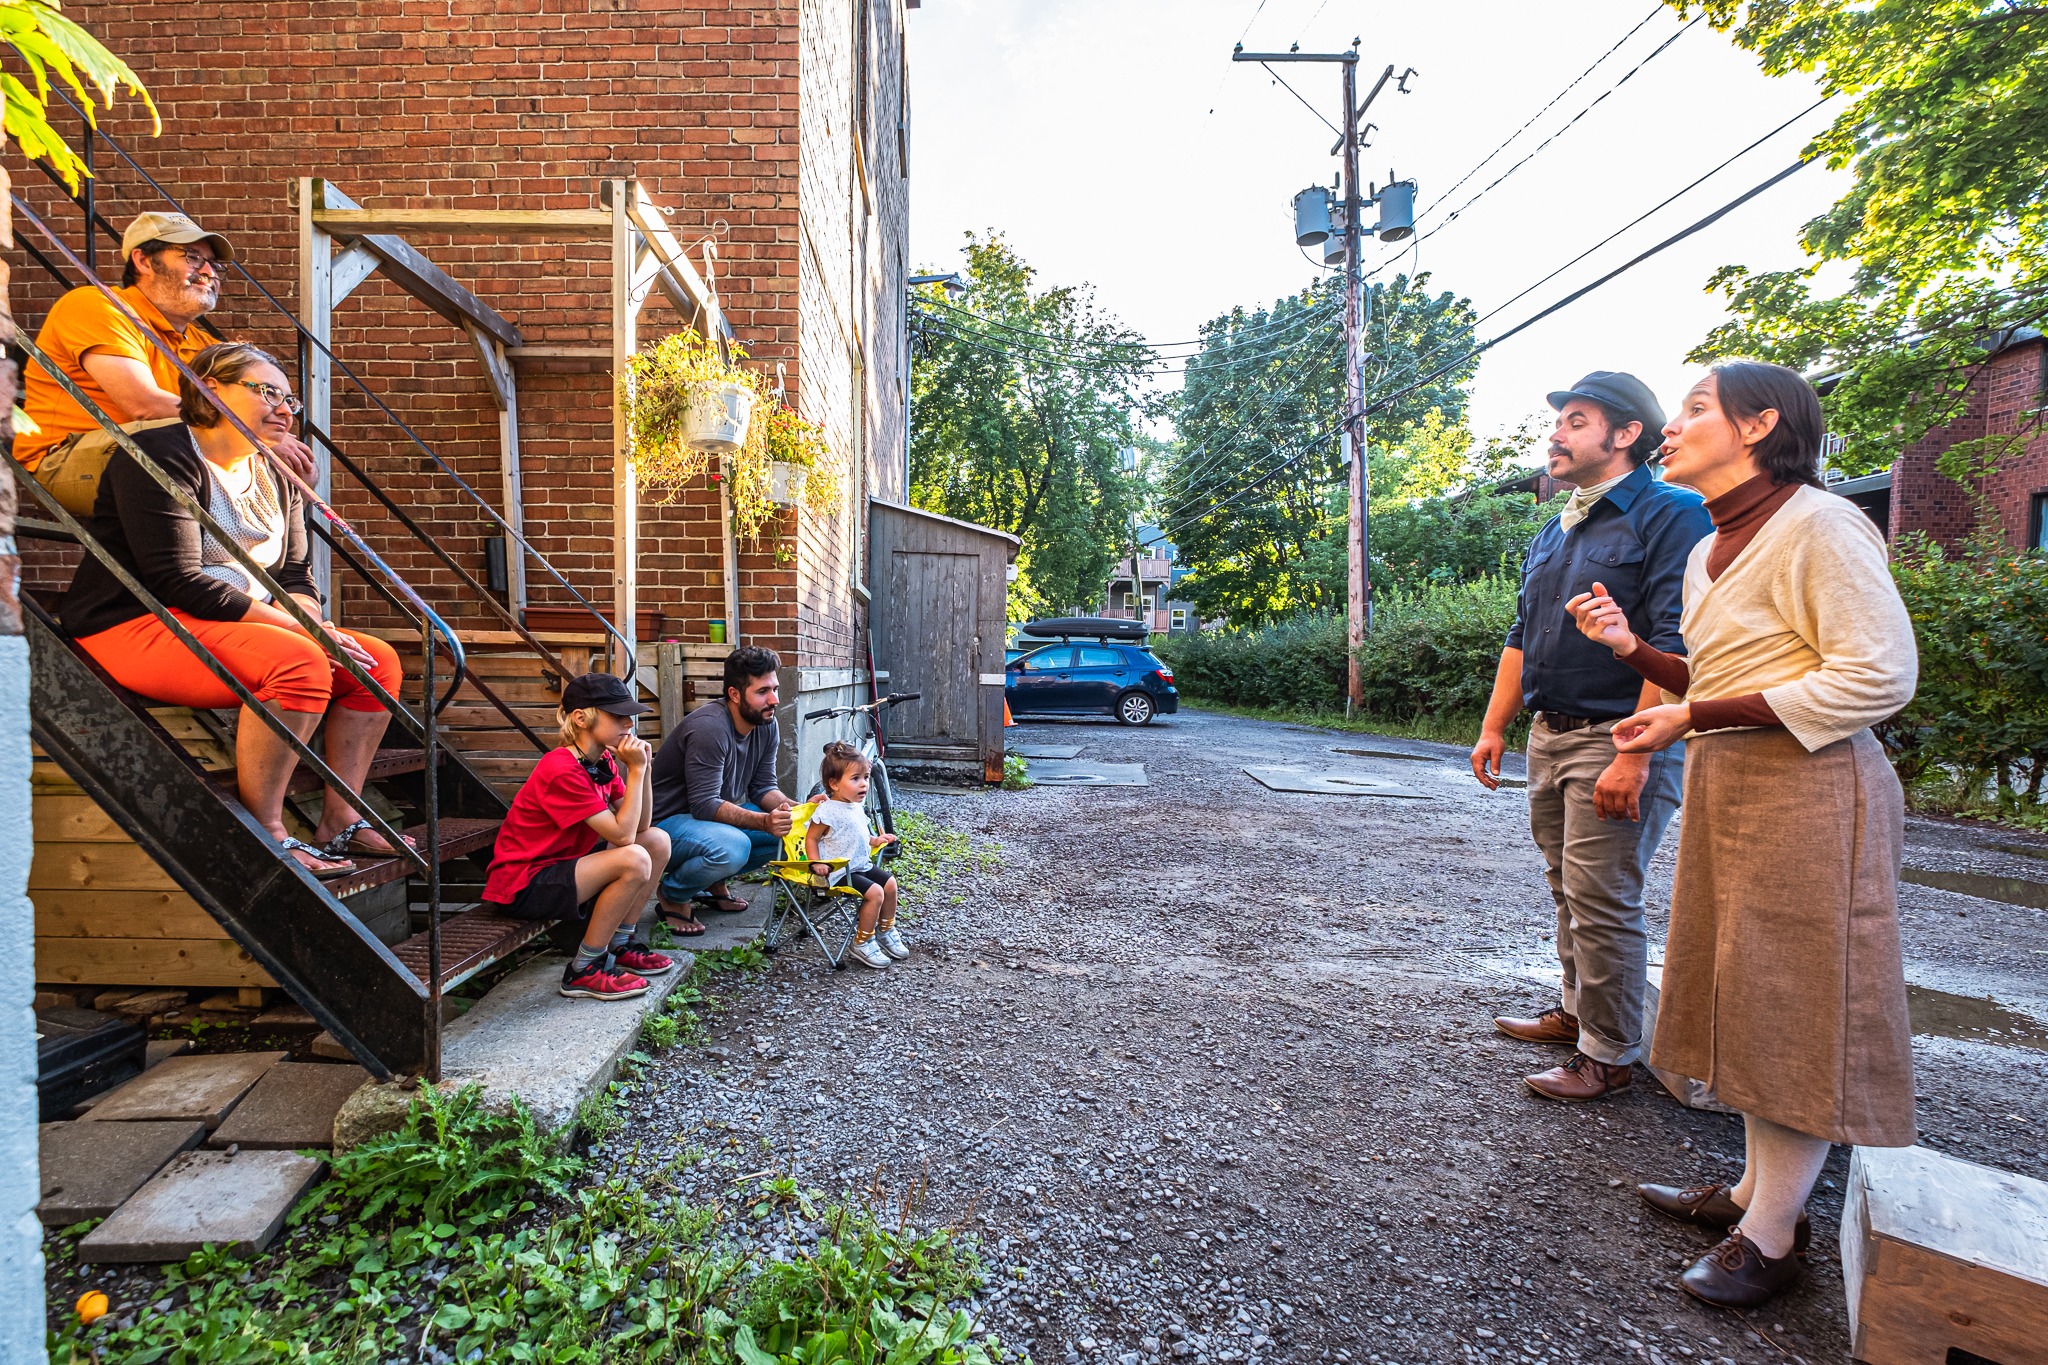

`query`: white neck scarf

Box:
[1559,469,1632,533]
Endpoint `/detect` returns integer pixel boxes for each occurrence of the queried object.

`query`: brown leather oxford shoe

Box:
[1681,1228,1803,1308]
[1524,1051,1631,1101]
[1494,1006,1579,1044]
[1637,1182,1810,1252]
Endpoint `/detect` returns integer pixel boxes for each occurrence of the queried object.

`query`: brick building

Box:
[13,0,916,784]
[1877,330,2048,552]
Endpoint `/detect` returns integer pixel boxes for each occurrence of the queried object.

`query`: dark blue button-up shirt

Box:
[1503,462,1713,719]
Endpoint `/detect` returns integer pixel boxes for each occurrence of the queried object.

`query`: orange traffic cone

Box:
[1003,699,1015,727]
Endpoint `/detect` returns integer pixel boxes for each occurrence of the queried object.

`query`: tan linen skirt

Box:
[1650,726,1916,1146]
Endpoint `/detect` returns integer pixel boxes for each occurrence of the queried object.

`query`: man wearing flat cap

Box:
[1471,371,1714,1101]
[19,211,315,513]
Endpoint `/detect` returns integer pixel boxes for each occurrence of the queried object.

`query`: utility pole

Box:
[1234,45,1412,712]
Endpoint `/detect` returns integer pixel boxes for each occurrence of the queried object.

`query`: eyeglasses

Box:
[235,380,304,415]
[164,247,223,277]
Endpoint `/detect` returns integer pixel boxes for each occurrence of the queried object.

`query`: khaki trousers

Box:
[1525,719,1683,1067]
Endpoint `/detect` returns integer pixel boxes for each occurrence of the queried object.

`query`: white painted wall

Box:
[0,633,46,1365]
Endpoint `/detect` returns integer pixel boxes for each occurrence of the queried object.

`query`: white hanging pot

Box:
[768,461,808,506]
[684,380,756,454]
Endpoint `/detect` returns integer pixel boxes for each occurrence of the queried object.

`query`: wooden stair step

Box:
[321,816,502,899]
[391,904,546,992]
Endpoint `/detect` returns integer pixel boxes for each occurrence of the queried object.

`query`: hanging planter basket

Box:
[767,460,808,506]
[685,379,757,454]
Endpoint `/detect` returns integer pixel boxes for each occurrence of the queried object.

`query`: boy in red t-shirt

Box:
[483,672,675,1000]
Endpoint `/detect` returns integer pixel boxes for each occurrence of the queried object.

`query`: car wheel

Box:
[1116,691,1155,726]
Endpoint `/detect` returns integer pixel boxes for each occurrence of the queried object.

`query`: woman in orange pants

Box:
[62,343,410,876]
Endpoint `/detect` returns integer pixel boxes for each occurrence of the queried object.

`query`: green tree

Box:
[1163,273,1479,625]
[1682,0,2048,484]
[907,234,1152,618]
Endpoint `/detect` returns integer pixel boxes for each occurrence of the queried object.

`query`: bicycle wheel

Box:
[868,755,898,856]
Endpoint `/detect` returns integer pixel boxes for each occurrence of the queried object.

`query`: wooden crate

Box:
[1843,1144,2048,1364]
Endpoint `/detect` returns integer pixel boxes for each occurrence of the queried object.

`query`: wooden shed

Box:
[866,500,1020,784]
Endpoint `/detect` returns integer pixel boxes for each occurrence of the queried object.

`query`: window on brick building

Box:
[2032,492,2048,553]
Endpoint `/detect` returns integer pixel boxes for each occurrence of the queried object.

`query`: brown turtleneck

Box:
[1620,473,1801,731]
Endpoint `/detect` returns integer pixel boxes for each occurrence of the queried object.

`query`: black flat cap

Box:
[560,671,652,717]
[1547,371,1665,439]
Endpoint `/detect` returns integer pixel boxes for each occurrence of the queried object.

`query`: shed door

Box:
[884,551,980,746]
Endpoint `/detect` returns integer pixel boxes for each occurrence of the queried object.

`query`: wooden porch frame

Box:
[294,177,740,670]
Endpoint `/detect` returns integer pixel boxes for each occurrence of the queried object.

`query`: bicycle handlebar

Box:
[803,691,923,721]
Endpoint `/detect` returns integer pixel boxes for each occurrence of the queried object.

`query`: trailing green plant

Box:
[1883,536,2048,820]
[0,0,157,194]
[1001,752,1032,790]
[621,328,841,540]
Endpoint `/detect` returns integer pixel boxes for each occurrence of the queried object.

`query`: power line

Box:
[1363,13,1705,282]
[917,307,1339,378]
[920,293,1336,355]
[1418,4,1668,219]
[1163,156,1821,537]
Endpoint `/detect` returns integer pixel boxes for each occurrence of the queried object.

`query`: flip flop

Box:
[656,906,707,936]
[695,890,750,914]
[322,819,420,859]
[280,836,358,879]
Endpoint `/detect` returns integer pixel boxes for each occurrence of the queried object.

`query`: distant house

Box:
[1102,525,1200,633]
[1823,329,2048,551]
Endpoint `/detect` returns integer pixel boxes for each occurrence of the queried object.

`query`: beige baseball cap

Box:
[120,211,233,264]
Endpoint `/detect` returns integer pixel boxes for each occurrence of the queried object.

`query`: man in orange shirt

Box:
[19,211,314,512]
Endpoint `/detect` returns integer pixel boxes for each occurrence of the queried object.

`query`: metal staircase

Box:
[10,111,645,1080]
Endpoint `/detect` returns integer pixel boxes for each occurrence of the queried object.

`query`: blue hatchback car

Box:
[1005,641,1179,725]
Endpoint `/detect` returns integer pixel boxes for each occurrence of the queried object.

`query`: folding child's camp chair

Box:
[761,801,865,968]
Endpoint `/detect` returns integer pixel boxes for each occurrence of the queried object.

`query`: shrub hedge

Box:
[1155,573,1518,721]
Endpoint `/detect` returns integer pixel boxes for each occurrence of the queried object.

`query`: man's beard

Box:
[738,698,776,726]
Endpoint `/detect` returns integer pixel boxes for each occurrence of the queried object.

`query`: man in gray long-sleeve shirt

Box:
[650,646,794,929]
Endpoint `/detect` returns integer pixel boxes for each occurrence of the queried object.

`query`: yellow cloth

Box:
[16,285,209,471]
[1675,485,1918,752]
[1558,469,1631,533]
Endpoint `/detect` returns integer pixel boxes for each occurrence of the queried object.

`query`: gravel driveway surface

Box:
[598,707,2048,1365]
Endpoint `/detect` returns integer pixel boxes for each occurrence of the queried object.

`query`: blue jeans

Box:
[655,804,781,904]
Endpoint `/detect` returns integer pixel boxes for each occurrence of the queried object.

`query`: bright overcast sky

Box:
[905,0,1850,449]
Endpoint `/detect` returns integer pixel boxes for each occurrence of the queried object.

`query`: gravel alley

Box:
[598,707,2048,1365]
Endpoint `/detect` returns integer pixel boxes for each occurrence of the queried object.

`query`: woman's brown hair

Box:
[180,342,288,428]
[1709,360,1826,488]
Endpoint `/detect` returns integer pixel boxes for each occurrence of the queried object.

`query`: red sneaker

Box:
[612,942,675,977]
[559,956,650,1001]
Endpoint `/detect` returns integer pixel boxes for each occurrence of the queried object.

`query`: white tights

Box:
[1727,1113,1832,1258]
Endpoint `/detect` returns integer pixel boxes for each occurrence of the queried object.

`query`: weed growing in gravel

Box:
[1001,753,1032,789]
[893,811,999,901]
[49,1095,1022,1364]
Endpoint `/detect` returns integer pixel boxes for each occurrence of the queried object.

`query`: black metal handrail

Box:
[39,88,636,681]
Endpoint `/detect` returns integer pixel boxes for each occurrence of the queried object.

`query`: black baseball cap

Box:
[560,672,652,717]
[1546,371,1666,439]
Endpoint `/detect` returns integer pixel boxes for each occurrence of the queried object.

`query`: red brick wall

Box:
[11,0,910,673]
[1888,338,2048,551]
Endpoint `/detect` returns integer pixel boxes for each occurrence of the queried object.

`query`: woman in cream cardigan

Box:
[1566,360,1917,1309]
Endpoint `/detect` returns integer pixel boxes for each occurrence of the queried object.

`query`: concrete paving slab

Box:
[144,1039,192,1070]
[77,1149,324,1262]
[79,1051,286,1129]
[309,1030,354,1061]
[208,1062,374,1150]
[1025,760,1149,787]
[1242,766,1427,799]
[38,1120,204,1225]
[684,882,772,954]
[1011,743,1083,759]
[334,950,697,1149]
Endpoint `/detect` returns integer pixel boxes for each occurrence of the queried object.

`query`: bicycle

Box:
[803,692,920,856]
